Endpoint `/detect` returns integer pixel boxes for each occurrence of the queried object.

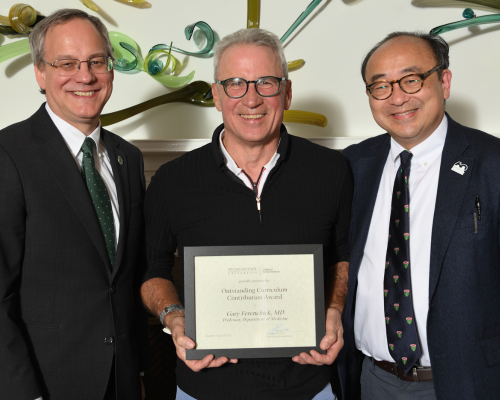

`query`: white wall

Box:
[1,0,499,140]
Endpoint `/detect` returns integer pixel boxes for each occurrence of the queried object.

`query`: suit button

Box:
[104,337,114,345]
[110,285,116,294]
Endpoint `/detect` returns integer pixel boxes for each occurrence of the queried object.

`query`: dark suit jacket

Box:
[338,115,500,400]
[0,105,148,400]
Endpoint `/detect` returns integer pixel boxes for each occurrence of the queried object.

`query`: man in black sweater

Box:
[141,28,353,400]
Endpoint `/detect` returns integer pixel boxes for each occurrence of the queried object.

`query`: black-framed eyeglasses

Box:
[216,76,288,98]
[42,56,114,76]
[366,65,442,100]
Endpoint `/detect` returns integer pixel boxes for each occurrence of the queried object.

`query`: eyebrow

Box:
[53,53,107,60]
[369,66,424,83]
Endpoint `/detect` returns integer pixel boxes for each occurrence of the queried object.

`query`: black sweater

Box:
[144,124,353,400]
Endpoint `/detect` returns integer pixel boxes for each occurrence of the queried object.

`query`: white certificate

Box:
[184,245,325,359]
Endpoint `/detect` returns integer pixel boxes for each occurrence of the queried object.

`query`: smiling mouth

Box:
[240,114,264,119]
[73,91,95,97]
[392,109,416,117]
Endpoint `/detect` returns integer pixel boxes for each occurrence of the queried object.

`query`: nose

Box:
[389,81,411,106]
[73,60,95,83]
[241,81,263,107]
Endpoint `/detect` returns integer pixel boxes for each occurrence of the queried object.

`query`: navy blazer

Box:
[0,105,148,400]
[338,114,500,400]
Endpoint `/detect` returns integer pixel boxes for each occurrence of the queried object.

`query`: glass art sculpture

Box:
[456,0,500,10]
[81,0,151,12]
[283,110,327,127]
[100,80,214,126]
[431,8,500,35]
[152,21,215,57]
[287,59,305,71]
[109,31,195,88]
[247,0,260,29]
[114,0,152,8]
[0,38,30,64]
[280,0,323,43]
[0,3,37,34]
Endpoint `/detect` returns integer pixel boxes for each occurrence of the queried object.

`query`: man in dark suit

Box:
[0,9,147,400]
[338,32,500,400]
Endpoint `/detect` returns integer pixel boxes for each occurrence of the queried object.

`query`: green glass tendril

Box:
[431,8,500,35]
[109,31,195,88]
[100,80,214,126]
[280,0,323,43]
[153,21,215,57]
[456,0,500,10]
[0,3,37,34]
[81,0,152,12]
[247,0,260,29]
[0,38,30,64]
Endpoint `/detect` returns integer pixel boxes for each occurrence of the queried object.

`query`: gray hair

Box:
[361,31,450,84]
[213,28,288,81]
[29,8,113,70]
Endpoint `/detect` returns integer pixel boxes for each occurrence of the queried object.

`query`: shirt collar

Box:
[45,103,102,158]
[219,129,242,175]
[211,123,289,170]
[390,114,448,169]
[218,129,280,176]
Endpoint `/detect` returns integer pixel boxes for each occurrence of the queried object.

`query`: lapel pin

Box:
[451,161,468,175]
[117,156,123,165]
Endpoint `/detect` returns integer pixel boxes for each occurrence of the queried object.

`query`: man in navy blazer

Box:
[338,32,500,399]
[0,9,147,400]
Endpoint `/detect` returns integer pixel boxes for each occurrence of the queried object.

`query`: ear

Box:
[366,89,370,98]
[441,69,452,100]
[34,64,46,92]
[284,79,292,111]
[212,82,222,112]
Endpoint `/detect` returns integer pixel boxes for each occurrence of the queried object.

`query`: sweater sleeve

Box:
[142,168,177,283]
[332,157,354,264]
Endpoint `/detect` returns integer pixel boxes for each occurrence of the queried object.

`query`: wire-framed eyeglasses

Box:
[42,56,114,76]
[366,65,442,100]
[216,76,288,99]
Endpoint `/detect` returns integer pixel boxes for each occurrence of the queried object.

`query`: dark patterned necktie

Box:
[81,137,116,268]
[384,150,421,374]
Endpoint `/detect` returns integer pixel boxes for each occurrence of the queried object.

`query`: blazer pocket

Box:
[24,320,62,330]
[454,210,492,230]
[478,334,500,367]
[129,200,144,215]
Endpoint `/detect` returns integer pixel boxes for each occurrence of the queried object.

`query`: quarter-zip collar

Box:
[211,123,290,171]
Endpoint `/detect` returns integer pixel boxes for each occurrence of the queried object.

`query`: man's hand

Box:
[168,313,238,372]
[292,307,343,366]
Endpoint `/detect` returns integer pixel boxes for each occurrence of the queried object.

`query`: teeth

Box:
[241,114,264,119]
[394,110,415,116]
[73,91,95,97]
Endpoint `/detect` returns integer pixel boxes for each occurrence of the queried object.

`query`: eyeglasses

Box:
[42,56,114,76]
[366,65,442,100]
[216,76,288,98]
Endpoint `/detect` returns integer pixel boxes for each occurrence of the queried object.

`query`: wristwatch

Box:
[160,304,185,334]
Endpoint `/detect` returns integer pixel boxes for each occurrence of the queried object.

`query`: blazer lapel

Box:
[429,116,474,300]
[32,108,113,276]
[351,135,391,270]
[103,130,130,279]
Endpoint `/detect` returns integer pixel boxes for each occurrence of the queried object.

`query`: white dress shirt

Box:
[45,103,120,247]
[354,115,448,367]
[219,130,280,196]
